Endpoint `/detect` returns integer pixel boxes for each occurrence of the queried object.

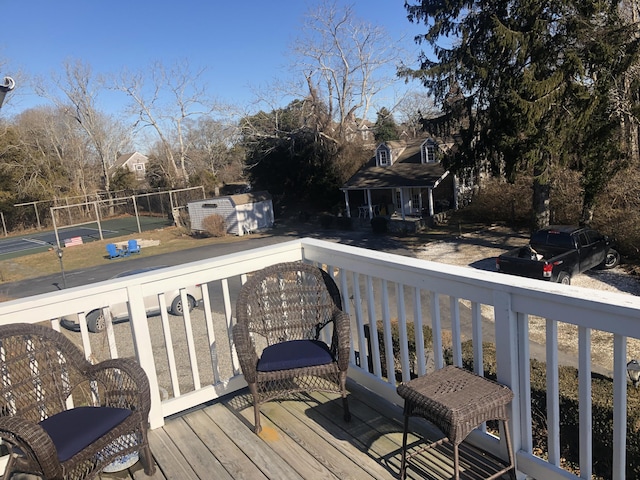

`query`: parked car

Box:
[496,225,620,285]
[60,266,202,333]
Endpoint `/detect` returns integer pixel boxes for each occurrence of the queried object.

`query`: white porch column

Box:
[343,190,351,218]
[366,190,373,218]
[428,188,434,216]
[453,174,460,210]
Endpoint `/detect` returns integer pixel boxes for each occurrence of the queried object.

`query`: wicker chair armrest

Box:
[232,323,259,383]
[330,310,351,371]
[0,415,62,479]
[84,358,151,412]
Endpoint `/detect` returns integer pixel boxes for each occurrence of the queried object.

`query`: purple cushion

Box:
[39,406,132,462]
[257,339,334,372]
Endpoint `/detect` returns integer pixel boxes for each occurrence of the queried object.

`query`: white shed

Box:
[188,191,274,236]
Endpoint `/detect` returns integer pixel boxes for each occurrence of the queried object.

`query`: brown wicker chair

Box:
[233,262,351,433]
[0,323,156,480]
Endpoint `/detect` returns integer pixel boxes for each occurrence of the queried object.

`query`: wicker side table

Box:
[397,365,516,480]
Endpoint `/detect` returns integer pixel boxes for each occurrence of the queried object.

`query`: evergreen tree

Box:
[241,99,343,210]
[405,0,640,229]
[374,108,400,142]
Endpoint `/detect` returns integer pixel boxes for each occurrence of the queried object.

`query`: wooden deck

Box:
[103,382,513,480]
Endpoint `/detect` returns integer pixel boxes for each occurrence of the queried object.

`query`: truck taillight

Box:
[496,258,500,271]
[542,263,553,277]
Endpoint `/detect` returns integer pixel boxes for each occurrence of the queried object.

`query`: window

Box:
[378,149,389,166]
[135,164,145,171]
[422,140,437,163]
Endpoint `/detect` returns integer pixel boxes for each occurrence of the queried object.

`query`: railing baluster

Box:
[471,302,483,376]
[365,275,382,378]
[351,272,368,372]
[578,326,592,479]
[612,334,627,480]
[158,295,180,398]
[546,318,560,467]
[380,279,395,384]
[413,287,426,377]
[396,283,411,383]
[430,291,444,370]
[450,296,462,367]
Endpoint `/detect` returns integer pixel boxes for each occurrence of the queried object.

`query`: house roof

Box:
[228,191,272,206]
[342,137,448,190]
[111,152,148,172]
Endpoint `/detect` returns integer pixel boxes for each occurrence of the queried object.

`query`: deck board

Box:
[96,382,513,480]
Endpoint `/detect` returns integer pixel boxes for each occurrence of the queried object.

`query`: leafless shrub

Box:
[201,214,226,237]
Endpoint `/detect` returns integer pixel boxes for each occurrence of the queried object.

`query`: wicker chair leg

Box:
[399,412,410,480]
[503,419,517,480]
[139,444,157,475]
[342,395,351,422]
[3,454,16,480]
[453,444,460,480]
[248,383,262,434]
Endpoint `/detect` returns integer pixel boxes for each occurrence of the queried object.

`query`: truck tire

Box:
[170,295,196,316]
[87,310,106,333]
[557,272,571,285]
[601,249,620,269]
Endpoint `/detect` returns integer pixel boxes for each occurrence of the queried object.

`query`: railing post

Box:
[493,290,523,476]
[126,285,164,429]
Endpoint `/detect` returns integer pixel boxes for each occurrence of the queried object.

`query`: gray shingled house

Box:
[340,137,456,225]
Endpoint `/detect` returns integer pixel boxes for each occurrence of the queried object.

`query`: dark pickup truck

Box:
[496,226,619,284]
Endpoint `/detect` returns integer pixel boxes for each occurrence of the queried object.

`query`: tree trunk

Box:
[532,179,550,230]
[532,160,551,231]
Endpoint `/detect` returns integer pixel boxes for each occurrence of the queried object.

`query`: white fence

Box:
[1,238,640,479]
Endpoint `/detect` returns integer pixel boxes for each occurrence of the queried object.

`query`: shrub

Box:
[319,214,335,229]
[336,216,352,230]
[201,214,226,237]
[371,216,388,234]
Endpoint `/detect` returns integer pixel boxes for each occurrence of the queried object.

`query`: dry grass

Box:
[0,226,257,284]
[528,317,640,374]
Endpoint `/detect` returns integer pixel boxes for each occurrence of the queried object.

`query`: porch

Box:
[123,382,511,480]
[0,237,639,479]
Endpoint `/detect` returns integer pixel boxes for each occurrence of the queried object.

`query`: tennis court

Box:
[0,216,171,257]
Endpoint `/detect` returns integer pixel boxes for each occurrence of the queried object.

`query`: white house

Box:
[188,191,274,236]
[111,152,149,180]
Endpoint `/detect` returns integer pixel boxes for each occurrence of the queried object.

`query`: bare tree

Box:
[56,61,131,191]
[116,59,218,186]
[292,1,405,143]
[394,90,440,138]
[11,106,92,199]
[185,116,243,184]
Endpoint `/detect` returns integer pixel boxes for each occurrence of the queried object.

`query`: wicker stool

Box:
[397,366,516,480]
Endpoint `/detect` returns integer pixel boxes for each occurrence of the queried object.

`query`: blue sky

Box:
[1,1,427,119]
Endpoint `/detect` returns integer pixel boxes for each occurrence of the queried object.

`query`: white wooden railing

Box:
[1,237,640,480]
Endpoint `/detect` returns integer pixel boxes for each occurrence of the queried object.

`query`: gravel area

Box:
[410,225,640,376]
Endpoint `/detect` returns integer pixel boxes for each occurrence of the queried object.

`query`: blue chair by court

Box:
[106,243,127,259]
[127,239,141,254]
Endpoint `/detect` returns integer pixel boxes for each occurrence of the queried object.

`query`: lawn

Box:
[0,227,256,284]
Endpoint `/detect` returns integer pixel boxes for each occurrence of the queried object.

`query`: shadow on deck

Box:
[95,381,515,480]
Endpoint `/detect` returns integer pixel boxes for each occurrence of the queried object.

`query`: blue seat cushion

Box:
[257,339,334,372]
[39,406,132,462]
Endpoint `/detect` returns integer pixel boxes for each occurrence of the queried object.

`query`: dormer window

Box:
[421,139,437,164]
[379,150,388,165]
[376,145,391,166]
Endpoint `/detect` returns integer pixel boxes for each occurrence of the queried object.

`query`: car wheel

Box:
[170,295,196,316]
[87,310,106,333]
[557,272,571,285]
[602,249,620,269]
